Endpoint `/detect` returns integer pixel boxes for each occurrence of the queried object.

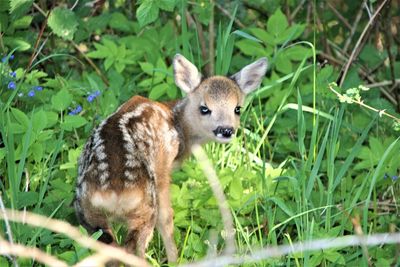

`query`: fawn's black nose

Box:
[213,126,234,138]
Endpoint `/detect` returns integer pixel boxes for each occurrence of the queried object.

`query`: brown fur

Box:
[74,54,267,264]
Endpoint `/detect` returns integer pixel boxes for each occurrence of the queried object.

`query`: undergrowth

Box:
[0,1,399,266]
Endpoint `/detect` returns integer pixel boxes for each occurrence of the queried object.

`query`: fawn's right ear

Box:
[173,54,201,93]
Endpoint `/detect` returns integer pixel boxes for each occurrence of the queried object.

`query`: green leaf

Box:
[324,250,345,265]
[136,0,159,27]
[9,0,32,19]
[109,12,132,32]
[149,83,168,100]
[17,192,38,209]
[61,115,88,131]
[32,109,47,133]
[236,39,267,57]
[11,15,32,29]
[48,7,78,40]
[139,62,155,75]
[3,36,31,51]
[284,46,312,61]
[267,9,288,36]
[157,0,176,11]
[11,108,29,129]
[229,178,243,200]
[51,89,72,111]
[275,53,292,74]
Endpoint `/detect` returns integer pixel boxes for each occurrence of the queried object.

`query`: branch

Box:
[191,145,236,255]
[0,238,67,267]
[0,209,150,267]
[180,232,400,267]
[328,83,400,122]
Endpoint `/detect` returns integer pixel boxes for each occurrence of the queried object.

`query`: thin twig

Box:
[326,1,352,30]
[70,41,110,86]
[215,2,245,28]
[0,238,67,267]
[290,0,306,22]
[0,209,150,267]
[342,0,367,54]
[180,232,400,267]
[26,6,50,72]
[191,145,236,255]
[339,0,388,87]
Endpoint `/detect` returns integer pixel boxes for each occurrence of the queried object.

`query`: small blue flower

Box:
[34,86,43,91]
[87,94,95,103]
[2,54,14,63]
[68,105,83,115]
[392,175,399,181]
[10,71,16,78]
[8,81,16,90]
[86,90,101,103]
[28,90,35,97]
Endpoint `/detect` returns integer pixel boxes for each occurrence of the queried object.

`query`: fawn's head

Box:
[173,54,268,143]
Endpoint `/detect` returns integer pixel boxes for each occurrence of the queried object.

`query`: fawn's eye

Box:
[199,105,211,115]
[234,106,241,115]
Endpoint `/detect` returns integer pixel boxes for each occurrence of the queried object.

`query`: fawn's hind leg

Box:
[156,184,178,263]
[75,200,115,244]
[125,209,156,258]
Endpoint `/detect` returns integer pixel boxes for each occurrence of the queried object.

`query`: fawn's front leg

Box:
[156,181,178,263]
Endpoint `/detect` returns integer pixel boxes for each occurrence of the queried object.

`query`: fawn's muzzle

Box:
[213,126,234,138]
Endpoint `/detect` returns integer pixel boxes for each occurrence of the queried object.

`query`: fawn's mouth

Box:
[214,133,233,143]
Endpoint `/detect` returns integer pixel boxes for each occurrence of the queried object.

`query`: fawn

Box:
[74,54,267,263]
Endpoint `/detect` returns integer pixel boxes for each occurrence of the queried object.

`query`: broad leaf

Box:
[48,7,78,40]
[136,0,159,27]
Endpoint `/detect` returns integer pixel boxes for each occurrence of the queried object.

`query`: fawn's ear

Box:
[173,54,201,93]
[231,58,268,95]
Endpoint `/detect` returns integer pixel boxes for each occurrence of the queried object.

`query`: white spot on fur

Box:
[90,191,142,215]
[124,170,135,180]
[99,171,109,184]
[98,162,108,171]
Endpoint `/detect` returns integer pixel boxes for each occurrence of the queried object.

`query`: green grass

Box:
[0,2,399,267]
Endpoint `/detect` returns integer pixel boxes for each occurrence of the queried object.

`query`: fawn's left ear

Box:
[231,58,268,95]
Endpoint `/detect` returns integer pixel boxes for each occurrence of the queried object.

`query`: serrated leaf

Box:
[11,108,29,129]
[51,89,72,111]
[32,109,47,133]
[157,0,176,11]
[48,7,78,40]
[267,9,288,36]
[17,192,38,208]
[61,116,88,131]
[9,0,32,19]
[136,0,159,27]
[109,12,131,32]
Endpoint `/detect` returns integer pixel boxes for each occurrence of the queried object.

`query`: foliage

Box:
[0,0,399,266]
